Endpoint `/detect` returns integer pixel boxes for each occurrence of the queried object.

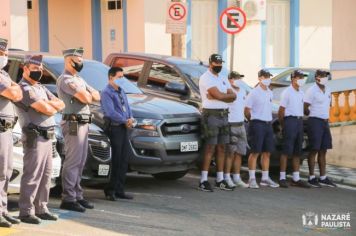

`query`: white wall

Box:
[299,0,332,69]
[10,0,29,50]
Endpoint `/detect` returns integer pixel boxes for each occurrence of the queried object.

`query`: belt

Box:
[24,124,55,139]
[309,117,329,122]
[62,114,92,124]
[110,121,124,127]
[230,122,244,127]
[202,109,229,117]
[285,116,303,120]
[251,119,272,125]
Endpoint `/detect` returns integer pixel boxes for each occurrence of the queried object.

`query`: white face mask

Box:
[233,79,243,88]
[296,79,306,87]
[318,77,328,85]
[0,56,8,69]
[261,78,271,86]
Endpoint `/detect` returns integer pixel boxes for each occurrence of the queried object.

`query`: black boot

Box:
[0,216,12,228]
[19,215,41,224]
[77,199,94,209]
[3,214,20,224]
[60,201,86,213]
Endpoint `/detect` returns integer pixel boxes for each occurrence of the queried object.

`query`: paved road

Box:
[3,172,356,236]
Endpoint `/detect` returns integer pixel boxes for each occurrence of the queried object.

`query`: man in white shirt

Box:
[278,70,311,188]
[304,70,336,188]
[244,69,279,189]
[224,71,249,188]
[198,54,236,192]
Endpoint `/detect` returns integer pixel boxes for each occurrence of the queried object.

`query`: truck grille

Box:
[161,117,200,136]
[88,134,111,162]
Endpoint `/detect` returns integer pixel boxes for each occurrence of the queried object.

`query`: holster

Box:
[23,126,39,148]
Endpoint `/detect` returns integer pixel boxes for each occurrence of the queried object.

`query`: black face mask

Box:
[71,60,83,72]
[212,66,222,74]
[29,71,42,81]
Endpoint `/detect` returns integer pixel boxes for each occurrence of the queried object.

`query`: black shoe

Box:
[291,179,311,188]
[279,179,289,188]
[198,181,213,192]
[308,178,322,188]
[77,199,94,209]
[105,191,117,201]
[36,212,58,221]
[115,192,134,200]
[319,177,337,187]
[19,215,41,224]
[0,216,12,228]
[216,180,234,191]
[3,214,20,224]
[60,201,86,213]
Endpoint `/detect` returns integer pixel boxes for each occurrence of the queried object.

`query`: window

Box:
[147,63,186,94]
[112,58,145,82]
[108,0,122,10]
[27,1,32,10]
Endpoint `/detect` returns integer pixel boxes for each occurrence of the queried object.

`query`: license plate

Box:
[98,164,110,176]
[180,141,198,152]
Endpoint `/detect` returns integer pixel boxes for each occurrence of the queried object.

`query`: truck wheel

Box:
[152,170,188,180]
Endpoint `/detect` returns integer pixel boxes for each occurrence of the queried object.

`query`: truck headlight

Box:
[134,118,161,131]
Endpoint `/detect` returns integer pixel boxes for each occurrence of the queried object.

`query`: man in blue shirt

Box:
[101,67,134,201]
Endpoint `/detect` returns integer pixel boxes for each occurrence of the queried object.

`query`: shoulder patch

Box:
[68,82,78,90]
[64,78,74,84]
[23,86,32,91]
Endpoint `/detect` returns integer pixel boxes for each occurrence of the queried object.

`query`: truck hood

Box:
[127,94,200,119]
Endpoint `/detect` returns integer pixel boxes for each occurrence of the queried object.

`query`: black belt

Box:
[285,116,303,120]
[230,122,244,127]
[24,124,55,139]
[110,121,124,127]
[251,119,272,125]
[309,117,328,122]
[62,114,92,124]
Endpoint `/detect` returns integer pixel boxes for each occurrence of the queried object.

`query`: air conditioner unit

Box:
[241,0,266,21]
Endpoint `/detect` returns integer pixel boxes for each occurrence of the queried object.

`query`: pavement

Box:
[299,162,356,187]
[2,172,356,236]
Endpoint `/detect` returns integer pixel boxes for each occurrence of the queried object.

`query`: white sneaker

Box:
[225,178,237,188]
[248,179,259,189]
[234,179,249,188]
[260,178,280,188]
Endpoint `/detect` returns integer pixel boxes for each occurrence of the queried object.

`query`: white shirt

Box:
[279,85,304,117]
[304,84,331,119]
[199,70,231,109]
[228,85,247,123]
[245,85,273,122]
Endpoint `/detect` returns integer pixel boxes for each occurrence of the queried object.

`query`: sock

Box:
[262,171,269,181]
[309,175,316,180]
[292,172,300,182]
[280,172,286,180]
[224,173,231,181]
[249,170,256,180]
[216,172,224,182]
[320,175,326,180]
[200,171,208,183]
[233,174,241,182]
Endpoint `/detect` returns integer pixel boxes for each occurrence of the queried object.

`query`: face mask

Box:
[212,66,222,74]
[261,78,271,86]
[29,71,43,82]
[296,79,306,87]
[318,77,328,85]
[71,60,83,72]
[0,56,8,69]
[233,80,243,88]
[114,77,125,87]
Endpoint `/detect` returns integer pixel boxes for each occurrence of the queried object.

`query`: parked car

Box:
[7,51,202,180]
[5,53,112,188]
[104,53,310,170]
[8,122,61,194]
[263,67,331,90]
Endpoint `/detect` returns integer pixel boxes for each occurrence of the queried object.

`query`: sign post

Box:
[219,7,247,71]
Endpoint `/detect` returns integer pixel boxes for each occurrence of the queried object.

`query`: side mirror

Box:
[164,82,188,95]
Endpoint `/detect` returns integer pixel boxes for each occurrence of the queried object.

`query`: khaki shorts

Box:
[201,110,229,145]
[228,123,247,155]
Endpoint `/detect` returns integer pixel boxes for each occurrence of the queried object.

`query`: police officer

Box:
[57,48,100,212]
[304,70,336,188]
[223,71,249,189]
[101,67,134,201]
[198,54,236,192]
[0,38,22,227]
[245,69,279,188]
[278,70,311,188]
[16,54,65,224]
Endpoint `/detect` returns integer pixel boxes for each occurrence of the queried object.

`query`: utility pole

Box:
[171,0,185,57]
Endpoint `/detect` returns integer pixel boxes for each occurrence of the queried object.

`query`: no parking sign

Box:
[219,7,247,35]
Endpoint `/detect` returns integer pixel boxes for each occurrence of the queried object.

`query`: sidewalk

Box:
[299,162,356,187]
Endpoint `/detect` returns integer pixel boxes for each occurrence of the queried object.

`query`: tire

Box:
[152,170,188,180]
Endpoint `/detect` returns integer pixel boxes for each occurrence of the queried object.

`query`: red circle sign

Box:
[219,7,247,34]
[169,3,186,21]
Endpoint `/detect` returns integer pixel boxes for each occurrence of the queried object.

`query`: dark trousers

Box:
[106,125,129,194]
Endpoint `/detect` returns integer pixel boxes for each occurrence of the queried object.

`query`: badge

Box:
[29,89,36,100]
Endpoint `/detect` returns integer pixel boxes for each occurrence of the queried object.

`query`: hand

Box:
[206,93,214,100]
[126,118,133,128]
